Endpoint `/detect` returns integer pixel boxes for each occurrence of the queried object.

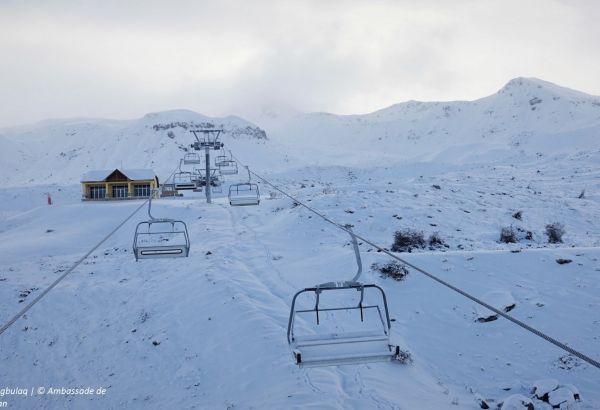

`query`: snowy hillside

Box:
[269,77,600,165]
[0,78,599,409]
[2,77,600,187]
[0,110,274,187]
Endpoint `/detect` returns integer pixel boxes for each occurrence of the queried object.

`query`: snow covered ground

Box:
[0,78,599,409]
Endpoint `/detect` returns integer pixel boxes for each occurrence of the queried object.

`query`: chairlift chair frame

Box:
[183,152,202,165]
[287,229,400,367]
[133,192,190,261]
[215,154,229,167]
[229,166,260,206]
[218,159,238,175]
[228,183,260,206]
[287,282,399,367]
[173,171,198,190]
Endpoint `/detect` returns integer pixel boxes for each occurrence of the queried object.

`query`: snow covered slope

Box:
[2,77,600,186]
[0,77,599,409]
[0,110,276,187]
[270,77,600,165]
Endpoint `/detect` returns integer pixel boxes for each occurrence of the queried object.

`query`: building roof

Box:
[81,168,156,182]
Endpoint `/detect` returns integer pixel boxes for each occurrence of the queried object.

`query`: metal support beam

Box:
[205,147,211,204]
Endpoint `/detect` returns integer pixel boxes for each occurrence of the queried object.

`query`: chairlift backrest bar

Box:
[286,283,392,344]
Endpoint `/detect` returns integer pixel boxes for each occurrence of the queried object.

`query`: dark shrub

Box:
[499,226,517,243]
[391,229,425,252]
[427,232,448,249]
[512,211,522,220]
[545,222,565,244]
[394,349,413,365]
[372,261,409,281]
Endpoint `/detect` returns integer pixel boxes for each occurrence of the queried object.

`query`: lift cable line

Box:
[228,151,600,370]
[0,164,182,337]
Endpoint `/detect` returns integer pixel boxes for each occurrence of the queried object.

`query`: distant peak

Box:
[503,77,548,87]
[497,77,595,100]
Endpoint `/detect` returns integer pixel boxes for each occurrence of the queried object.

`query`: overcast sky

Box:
[1,0,599,127]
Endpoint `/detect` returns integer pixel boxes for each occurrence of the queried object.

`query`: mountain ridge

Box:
[1,77,599,186]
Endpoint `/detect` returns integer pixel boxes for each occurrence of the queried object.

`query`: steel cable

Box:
[0,164,181,336]
[229,151,600,370]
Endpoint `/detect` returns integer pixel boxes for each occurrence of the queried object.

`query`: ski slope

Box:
[1,160,599,409]
[0,77,599,409]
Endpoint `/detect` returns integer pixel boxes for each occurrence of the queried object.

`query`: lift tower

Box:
[190,129,224,204]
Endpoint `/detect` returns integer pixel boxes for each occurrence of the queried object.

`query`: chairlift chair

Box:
[173,171,197,190]
[287,229,400,367]
[228,165,260,206]
[228,183,260,206]
[183,152,202,165]
[215,154,229,167]
[133,192,190,261]
[218,159,238,175]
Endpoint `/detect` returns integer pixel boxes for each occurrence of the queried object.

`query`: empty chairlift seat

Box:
[218,159,238,175]
[287,282,400,367]
[229,183,260,206]
[183,153,202,165]
[133,219,190,261]
[215,155,229,167]
[173,172,197,190]
[132,192,190,261]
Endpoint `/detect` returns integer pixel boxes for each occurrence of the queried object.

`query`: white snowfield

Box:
[0,77,599,409]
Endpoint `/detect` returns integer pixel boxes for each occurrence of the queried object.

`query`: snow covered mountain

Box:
[0,77,599,409]
[0,110,269,187]
[2,77,600,187]
[270,77,600,165]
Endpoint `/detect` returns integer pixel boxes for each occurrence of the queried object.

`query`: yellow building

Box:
[81,168,159,201]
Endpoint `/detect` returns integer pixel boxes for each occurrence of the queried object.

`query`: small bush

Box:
[394,349,413,365]
[372,261,409,281]
[512,211,522,220]
[499,226,517,243]
[391,229,425,252]
[427,232,448,249]
[545,222,565,244]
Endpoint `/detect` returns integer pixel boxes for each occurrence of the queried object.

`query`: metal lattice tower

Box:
[190,129,224,203]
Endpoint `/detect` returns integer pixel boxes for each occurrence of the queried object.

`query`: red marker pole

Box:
[47,194,53,205]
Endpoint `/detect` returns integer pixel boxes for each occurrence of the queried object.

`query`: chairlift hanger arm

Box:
[190,129,224,143]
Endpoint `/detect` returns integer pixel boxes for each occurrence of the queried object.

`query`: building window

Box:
[134,184,151,197]
[89,186,106,199]
[112,185,128,198]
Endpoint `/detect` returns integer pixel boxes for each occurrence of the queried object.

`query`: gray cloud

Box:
[1,0,599,127]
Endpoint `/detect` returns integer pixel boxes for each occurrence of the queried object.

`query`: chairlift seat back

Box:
[215,155,228,166]
[229,183,260,206]
[183,153,202,165]
[287,284,399,367]
[218,160,238,175]
[174,172,197,190]
[133,220,190,261]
